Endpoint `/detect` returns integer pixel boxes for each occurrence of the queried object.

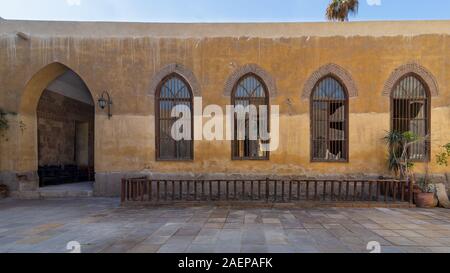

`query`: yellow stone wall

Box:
[0,20,449,194]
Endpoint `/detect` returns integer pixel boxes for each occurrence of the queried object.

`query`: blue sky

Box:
[0,0,449,22]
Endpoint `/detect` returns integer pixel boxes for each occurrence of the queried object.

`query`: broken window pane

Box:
[232,74,269,160]
[311,77,348,162]
[392,75,429,161]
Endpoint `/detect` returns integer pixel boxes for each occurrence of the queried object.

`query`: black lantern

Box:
[98,91,113,119]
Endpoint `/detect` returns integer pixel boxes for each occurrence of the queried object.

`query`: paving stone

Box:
[384,236,417,246]
[217,230,242,243]
[198,228,221,236]
[303,223,324,229]
[396,246,430,253]
[414,230,445,238]
[267,244,297,253]
[127,244,161,253]
[372,229,401,237]
[262,218,281,224]
[393,229,425,238]
[214,243,241,253]
[381,246,406,253]
[362,223,384,229]
[242,230,266,245]
[264,232,288,245]
[427,247,450,253]
[166,236,195,245]
[223,223,243,229]
[408,237,444,247]
[100,239,142,253]
[241,244,268,253]
[327,228,354,238]
[186,244,216,253]
[293,244,320,253]
[175,227,201,236]
[158,243,189,253]
[193,235,218,244]
[143,235,171,245]
[204,223,224,229]
[208,218,227,223]
[17,235,52,245]
[2,198,450,253]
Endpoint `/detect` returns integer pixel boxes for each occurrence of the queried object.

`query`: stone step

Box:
[39,189,93,198]
[11,182,94,199]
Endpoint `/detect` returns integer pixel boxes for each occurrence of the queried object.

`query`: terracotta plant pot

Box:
[414,192,438,208]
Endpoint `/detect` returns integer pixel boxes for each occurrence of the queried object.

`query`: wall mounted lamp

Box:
[98,91,113,119]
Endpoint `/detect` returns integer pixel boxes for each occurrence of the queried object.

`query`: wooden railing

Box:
[121,178,413,205]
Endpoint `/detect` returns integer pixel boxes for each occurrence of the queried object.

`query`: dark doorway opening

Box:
[37,70,95,187]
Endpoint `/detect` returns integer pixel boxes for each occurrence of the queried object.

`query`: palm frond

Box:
[326,0,359,22]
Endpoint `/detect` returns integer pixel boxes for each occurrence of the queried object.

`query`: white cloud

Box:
[66,0,81,6]
[367,0,381,6]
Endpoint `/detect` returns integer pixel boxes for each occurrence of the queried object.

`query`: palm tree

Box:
[326,0,359,22]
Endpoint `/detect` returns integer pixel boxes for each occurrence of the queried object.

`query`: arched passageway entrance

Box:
[36,70,95,187]
[17,62,95,193]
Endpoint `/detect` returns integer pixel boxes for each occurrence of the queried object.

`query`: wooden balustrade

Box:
[121,178,413,205]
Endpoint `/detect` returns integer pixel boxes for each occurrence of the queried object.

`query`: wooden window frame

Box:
[390,73,431,163]
[231,73,271,161]
[310,75,349,163]
[155,73,194,162]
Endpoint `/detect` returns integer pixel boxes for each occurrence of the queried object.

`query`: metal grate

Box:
[311,76,348,162]
[392,75,430,161]
[232,74,270,160]
[156,74,193,161]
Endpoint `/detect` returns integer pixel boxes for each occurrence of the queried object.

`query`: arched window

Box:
[311,76,348,162]
[391,74,430,161]
[156,74,193,161]
[232,74,270,160]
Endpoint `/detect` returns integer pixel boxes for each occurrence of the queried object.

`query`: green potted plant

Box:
[384,131,434,207]
[415,142,450,208]
[415,177,438,208]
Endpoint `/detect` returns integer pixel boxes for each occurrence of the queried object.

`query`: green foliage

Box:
[436,143,450,167]
[0,108,17,140]
[402,131,418,143]
[0,109,8,130]
[384,131,422,179]
[417,177,436,193]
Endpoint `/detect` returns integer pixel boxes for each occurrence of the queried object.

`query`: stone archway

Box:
[382,62,439,97]
[302,63,358,100]
[17,62,96,192]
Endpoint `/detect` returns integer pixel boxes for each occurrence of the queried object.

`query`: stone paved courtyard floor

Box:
[1,198,450,253]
